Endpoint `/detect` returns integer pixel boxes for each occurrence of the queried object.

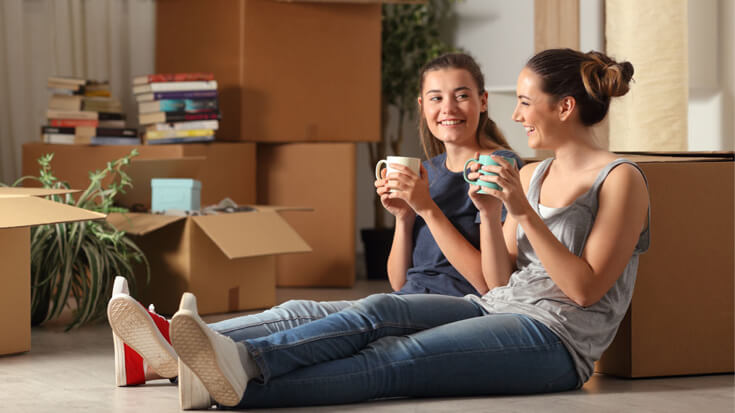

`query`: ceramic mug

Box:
[463,154,516,193]
[375,156,421,192]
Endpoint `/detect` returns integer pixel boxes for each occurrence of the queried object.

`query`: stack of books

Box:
[42,77,140,145]
[132,73,219,144]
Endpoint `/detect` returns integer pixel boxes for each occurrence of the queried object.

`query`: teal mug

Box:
[463,154,516,194]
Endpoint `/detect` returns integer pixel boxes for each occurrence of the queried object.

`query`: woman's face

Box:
[419,68,487,147]
[512,67,562,150]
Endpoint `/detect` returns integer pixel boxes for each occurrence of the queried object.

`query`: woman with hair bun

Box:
[157,49,649,409]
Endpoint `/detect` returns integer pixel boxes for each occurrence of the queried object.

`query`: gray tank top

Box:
[467,158,650,385]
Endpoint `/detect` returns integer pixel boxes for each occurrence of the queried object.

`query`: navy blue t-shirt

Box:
[395,149,523,297]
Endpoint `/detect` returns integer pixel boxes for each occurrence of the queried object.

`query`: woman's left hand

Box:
[475,155,530,218]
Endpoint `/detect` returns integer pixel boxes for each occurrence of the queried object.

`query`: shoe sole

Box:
[107,295,179,378]
[179,359,213,410]
[113,332,134,386]
[171,311,245,407]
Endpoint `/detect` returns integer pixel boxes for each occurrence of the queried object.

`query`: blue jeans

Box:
[233,294,579,408]
[209,299,353,341]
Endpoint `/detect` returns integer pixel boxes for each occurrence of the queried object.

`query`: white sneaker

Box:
[107,276,178,382]
[171,293,248,407]
[179,360,214,410]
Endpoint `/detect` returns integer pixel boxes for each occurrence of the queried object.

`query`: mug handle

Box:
[463,158,479,184]
[375,160,388,180]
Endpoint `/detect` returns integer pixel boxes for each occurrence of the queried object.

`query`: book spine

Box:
[41,126,75,134]
[145,129,214,140]
[46,109,98,120]
[145,120,219,131]
[95,128,139,137]
[145,73,214,82]
[147,81,217,92]
[91,137,141,145]
[155,100,186,112]
[97,112,125,121]
[164,112,220,122]
[43,133,76,144]
[156,90,217,100]
[145,136,215,145]
[149,99,218,113]
[49,119,99,127]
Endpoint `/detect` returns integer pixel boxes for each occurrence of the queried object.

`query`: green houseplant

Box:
[362,0,460,278]
[5,150,149,329]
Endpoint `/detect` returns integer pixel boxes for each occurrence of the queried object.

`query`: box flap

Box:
[0,196,106,229]
[191,211,311,259]
[106,212,186,235]
[116,157,206,209]
[0,187,79,197]
[250,205,314,213]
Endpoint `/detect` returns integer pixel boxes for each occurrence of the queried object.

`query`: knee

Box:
[276,299,309,309]
[353,294,402,318]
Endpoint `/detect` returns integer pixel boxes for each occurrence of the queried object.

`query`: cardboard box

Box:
[107,206,311,315]
[155,0,380,143]
[596,152,734,377]
[0,188,105,355]
[22,142,256,209]
[257,143,356,286]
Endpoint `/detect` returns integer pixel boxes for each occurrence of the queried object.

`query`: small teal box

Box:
[151,178,202,212]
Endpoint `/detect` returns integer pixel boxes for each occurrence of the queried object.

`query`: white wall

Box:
[454,0,535,158]
[687,0,734,151]
[720,0,735,149]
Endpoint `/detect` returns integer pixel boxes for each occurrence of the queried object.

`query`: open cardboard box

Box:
[106,157,312,315]
[108,207,311,315]
[0,188,106,355]
[596,152,734,377]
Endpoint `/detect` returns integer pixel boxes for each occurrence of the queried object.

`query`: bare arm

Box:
[470,161,536,289]
[420,205,488,294]
[375,170,416,291]
[513,163,649,307]
[386,214,415,291]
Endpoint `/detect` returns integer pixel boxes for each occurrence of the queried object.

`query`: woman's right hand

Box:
[466,152,503,217]
[375,170,415,220]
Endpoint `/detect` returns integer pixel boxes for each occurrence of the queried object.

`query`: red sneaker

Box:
[108,276,178,386]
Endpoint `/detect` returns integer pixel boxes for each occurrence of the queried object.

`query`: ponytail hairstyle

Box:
[526,48,634,126]
[417,53,512,159]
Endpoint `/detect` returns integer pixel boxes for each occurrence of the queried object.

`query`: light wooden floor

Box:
[1,281,732,412]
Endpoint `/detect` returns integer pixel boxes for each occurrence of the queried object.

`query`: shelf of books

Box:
[42,77,140,145]
[133,73,220,145]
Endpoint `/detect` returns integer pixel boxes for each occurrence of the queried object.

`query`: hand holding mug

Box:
[375,156,434,216]
[466,154,528,218]
[463,154,516,193]
[375,156,422,219]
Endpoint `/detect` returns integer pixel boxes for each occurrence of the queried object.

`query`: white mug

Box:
[375,156,421,192]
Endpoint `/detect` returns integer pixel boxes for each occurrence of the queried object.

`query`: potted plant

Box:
[5,150,149,329]
[362,0,459,279]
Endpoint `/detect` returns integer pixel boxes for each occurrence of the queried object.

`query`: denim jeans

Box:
[233,293,579,408]
[208,299,354,342]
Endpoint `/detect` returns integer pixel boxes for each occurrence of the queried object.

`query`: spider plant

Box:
[6,149,149,330]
